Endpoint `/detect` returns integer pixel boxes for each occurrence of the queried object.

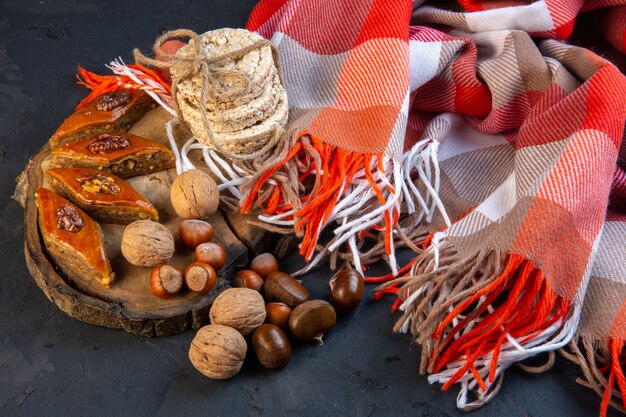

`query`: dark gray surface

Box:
[0,1,616,416]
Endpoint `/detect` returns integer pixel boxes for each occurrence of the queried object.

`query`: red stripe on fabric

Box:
[466,91,533,135]
[544,0,584,40]
[246,0,288,31]
[457,0,483,11]
[517,83,585,148]
[413,76,457,113]
[355,0,412,45]
[581,0,626,12]
[281,0,374,55]
[581,64,626,147]
[409,25,450,42]
[554,19,576,40]
[454,84,492,117]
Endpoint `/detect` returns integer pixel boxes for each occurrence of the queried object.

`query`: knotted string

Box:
[133,28,286,161]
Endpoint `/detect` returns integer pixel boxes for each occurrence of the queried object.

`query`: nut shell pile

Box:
[188,254,366,380]
[173,28,288,154]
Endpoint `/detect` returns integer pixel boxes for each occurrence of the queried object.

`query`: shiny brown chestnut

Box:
[179,219,213,249]
[195,242,227,270]
[329,269,364,312]
[288,300,337,343]
[184,261,217,294]
[150,264,183,298]
[250,253,279,278]
[252,324,292,370]
[232,270,264,292]
[264,302,292,330]
[264,271,310,308]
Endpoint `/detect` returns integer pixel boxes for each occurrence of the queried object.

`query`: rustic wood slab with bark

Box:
[14,107,293,337]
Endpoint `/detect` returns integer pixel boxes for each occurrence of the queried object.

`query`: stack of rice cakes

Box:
[174,28,288,153]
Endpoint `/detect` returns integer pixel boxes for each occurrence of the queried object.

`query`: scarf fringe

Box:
[561,336,626,416]
[241,134,446,276]
[72,64,448,275]
[76,60,172,111]
[376,237,579,410]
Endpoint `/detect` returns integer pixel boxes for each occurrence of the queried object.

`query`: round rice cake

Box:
[205,73,283,133]
[180,89,289,154]
[173,28,276,110]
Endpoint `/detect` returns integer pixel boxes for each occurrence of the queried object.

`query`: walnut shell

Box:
[189,325,247,379]
[170,169,219,219]
[121,220,175,267]
[209,288,266,335]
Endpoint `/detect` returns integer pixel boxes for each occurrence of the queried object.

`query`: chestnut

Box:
[184,261,217,294]
[195,242,227,270]
[289,300,336,343]
[252,324,292,370]
[250,253,279,278]
[264,271,310,308]
[150,264,183,298]
[179,219,213,249]
[232,270,264,292]
[329,269,364,312]
[264,302,292,330]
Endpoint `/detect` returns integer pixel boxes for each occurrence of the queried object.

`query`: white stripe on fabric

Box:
[277,34,347,109]
[437,114,509,161]
[592,221,626,285]
[409,39,442,91]
[464,1,554,33]
[475,173,517,222]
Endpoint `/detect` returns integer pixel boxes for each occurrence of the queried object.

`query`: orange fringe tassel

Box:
[75,65,170,109]
[601,338,626,416]
[430,255,570,389]
[241,134,395,261]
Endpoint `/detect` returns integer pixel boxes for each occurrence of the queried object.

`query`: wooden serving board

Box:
[14,107,295,337]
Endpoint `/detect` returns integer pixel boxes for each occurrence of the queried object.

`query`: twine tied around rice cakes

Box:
[133,28,286,161]
[132,29,306,216]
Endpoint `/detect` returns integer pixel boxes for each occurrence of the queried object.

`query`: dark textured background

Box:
[0,1,618,416]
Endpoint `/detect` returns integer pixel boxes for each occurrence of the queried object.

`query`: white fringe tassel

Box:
[105,60,450,276]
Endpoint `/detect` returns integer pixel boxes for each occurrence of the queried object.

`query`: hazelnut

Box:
[184,262,217,294]
[209,288,266,336]
[250,253,279,278]
[195,242,227,270]
[264,302,292,330]
[189,325,247,379]
[170,169,219,219]
[232,270,263,292]
[121,220,175,267]
[179,219,213,249]
[150,264,183,298]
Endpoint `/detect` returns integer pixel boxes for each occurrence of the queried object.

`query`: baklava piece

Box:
[46,168,158,224]
[35,187,114,288]
[50,132,175,178]
[49,90,154,148]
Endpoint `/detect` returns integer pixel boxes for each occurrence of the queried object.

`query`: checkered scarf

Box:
[73,0,626,413]
[245,1,626,415]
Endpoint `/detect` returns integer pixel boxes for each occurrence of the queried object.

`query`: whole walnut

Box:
[189,325,247,379]
[121,220,175,267]
[170,169,219,219]
[209,288,266,335]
